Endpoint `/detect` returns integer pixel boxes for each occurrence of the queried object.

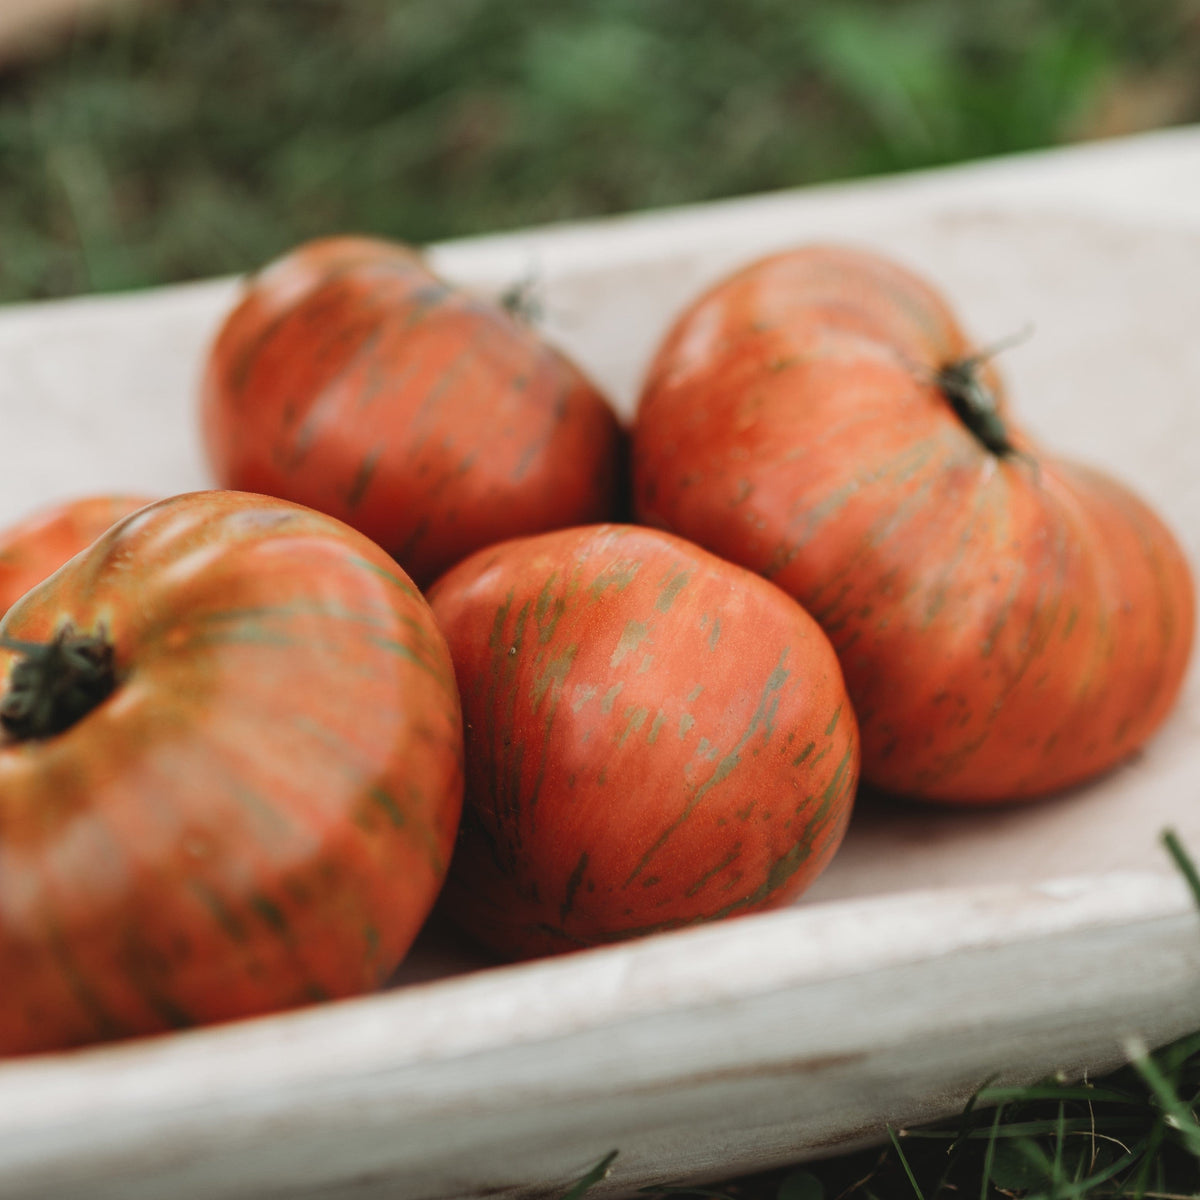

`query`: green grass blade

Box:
[980,1104,1003,1200]
[1012,1135,1054,1192]
[936,1082,997,1196]
[1162,829,1200,911]
[563,1150,619,1200]
[887,1128,925,1200]
[1130,1119,1166,1199]
[903,1115,1140,1140]
[1161,1029,1200,1071]
[1126,1038,1200,1161]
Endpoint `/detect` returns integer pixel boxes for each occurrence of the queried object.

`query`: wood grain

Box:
[0,878,1197,1199]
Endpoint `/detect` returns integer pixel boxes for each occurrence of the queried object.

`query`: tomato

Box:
[0,491,463,1056]
[427,524,859,960]
[200,236,623,589]
[0,494,156,616]
[633,244,1195,804]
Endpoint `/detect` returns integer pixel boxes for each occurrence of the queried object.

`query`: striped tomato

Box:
[633,244,1195,804]
[200,236,623,589]
[427,524,859,960]
[0,491,462,1056]
[0,494,156,616]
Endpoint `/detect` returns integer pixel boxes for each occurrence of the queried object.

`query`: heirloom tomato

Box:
[0,491,463,1056]
[427,524,859,960]
[633,244,1195,804]
[0,494,155,615]
[201,236,623,589]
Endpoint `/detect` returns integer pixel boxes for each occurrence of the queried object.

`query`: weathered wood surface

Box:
[2,878,1198,1200]
[0,126,1199,1199]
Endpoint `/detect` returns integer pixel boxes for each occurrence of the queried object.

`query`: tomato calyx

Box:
[935,355,1016,458]
[497,274,544,325]
[0,627,116,740]
[934,324,1035,460]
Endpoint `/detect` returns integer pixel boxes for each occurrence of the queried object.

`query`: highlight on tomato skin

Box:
[199,234,625,590]
[427,523,860,962]
[0,493,157,616]
[0,490,464,1057]
[632,243,1196,806]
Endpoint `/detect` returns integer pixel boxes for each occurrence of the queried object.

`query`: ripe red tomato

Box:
[0,491,463,1056]
[0,494,155,616]
[427,524,859,960]
[633,244,1195,804]
[200,236,623,589]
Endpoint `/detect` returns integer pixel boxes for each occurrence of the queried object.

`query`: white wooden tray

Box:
[2,127,1200,1200]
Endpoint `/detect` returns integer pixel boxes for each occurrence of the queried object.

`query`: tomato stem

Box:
[0,627,116,740]
[936,357,1014,457]
[935,325,1033,459]
[498,274,544,325]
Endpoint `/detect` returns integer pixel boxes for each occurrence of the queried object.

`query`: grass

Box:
[648,1029,1200,1198]
[1,0,1199,302]
[567,1033,1200,1200]
[566,830,1200,1200]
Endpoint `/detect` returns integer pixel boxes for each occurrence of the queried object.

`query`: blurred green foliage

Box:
[1,0,1198,301]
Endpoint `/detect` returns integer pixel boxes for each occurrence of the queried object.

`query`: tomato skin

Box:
[200,236,623,589]
[0,491,463,1056]
[427,524,859,960]
[0,494,156,616]
[633,244,1195,804]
